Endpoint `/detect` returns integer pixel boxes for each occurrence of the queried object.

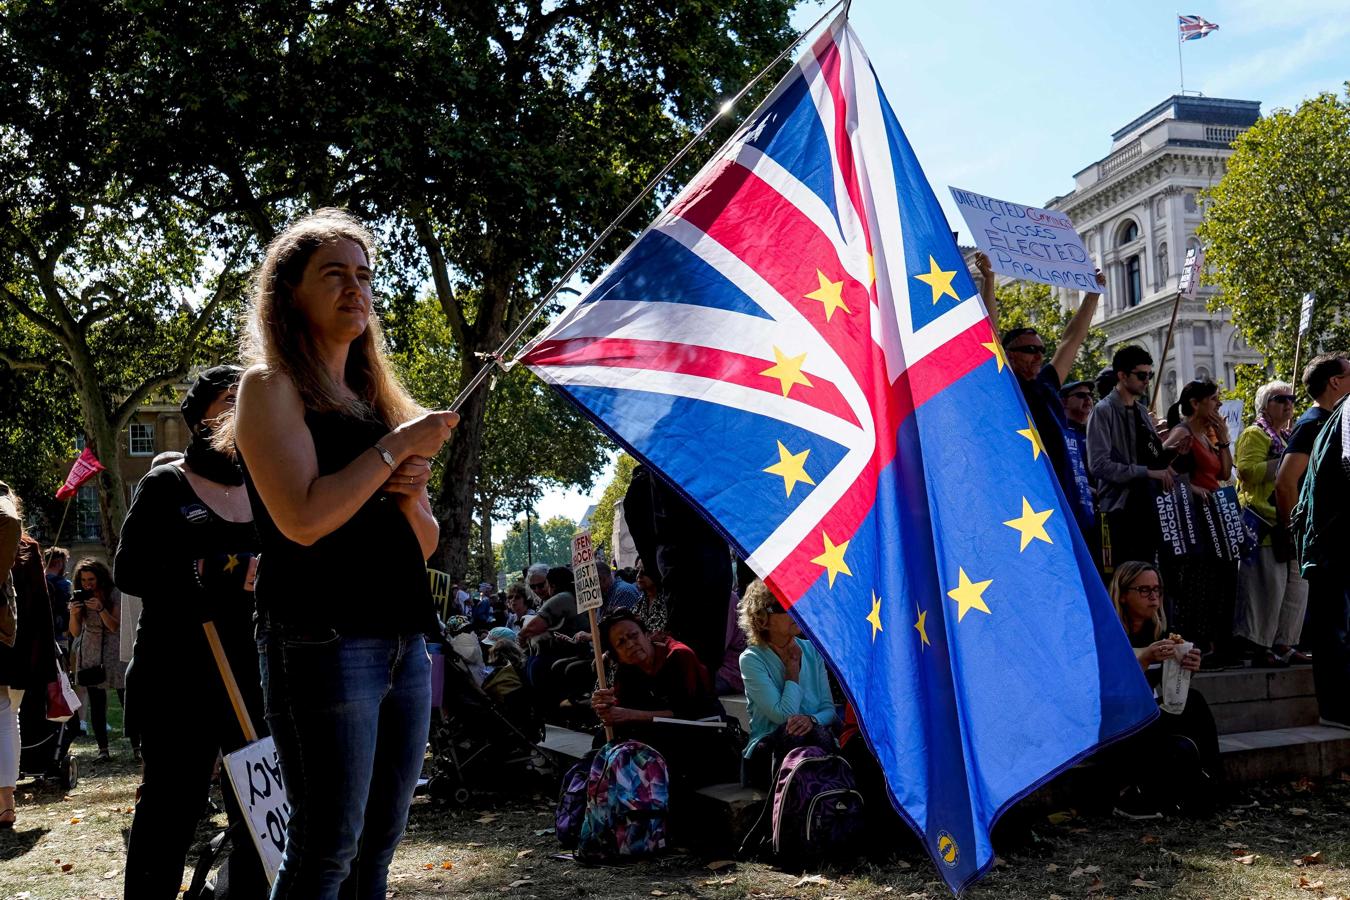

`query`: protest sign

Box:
[224,736,288,884]
[1220,399,1244,444]
[1300,292,1315,336]
[571,529,603,613]
[950,187,1101,293]
[1178,246,1205,298]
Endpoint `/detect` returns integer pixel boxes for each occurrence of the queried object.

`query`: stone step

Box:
[1219,724,1350,783]
[1192,667,1319,735]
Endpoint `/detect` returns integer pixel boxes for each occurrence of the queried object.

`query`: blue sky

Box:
[517,0,1350,538]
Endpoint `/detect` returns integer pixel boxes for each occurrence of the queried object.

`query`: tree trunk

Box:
[433,374,490,579]
[478,491,495,585]
[77,389,129,556]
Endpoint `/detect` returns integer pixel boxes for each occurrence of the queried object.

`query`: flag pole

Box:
[445,0,849,413]
[49,496,74,552]
[1151,290,1185,414]
[1176,16,1185,94]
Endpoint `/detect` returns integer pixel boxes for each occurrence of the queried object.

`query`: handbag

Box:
[47,664,82,722]
[77,664,107,687]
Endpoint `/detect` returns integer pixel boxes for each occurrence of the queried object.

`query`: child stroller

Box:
[427,645,549,805]
[18,688,78,790]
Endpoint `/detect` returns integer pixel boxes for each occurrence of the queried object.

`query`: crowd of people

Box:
[1,213,1346,892]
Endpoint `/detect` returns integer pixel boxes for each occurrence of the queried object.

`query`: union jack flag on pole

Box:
[1179,14,1220,40]
[521,15,1155,893]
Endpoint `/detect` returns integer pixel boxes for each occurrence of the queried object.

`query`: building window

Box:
[1157,242,1169,286]
[129,422,155,456]
[1118,220,1139,246]
[1195,366,1211,382]
[1155,197,1166,220]
[1184,192,1198,214]
[1193,324,1208,347]
[1125,256,1142,307]
[75,484,102,542]
[75,434,86,451]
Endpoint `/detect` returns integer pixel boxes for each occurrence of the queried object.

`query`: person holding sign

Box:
[981,251,1106,539]
[116,366,270,898]
[228,209,458,899]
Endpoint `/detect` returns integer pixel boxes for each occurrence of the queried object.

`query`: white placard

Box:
[1300,292,1315,336]
[1179,246,1205,298]
[1220,399,1244,441]
[571,530,603,613]
[223,736,288,884]
[950,186,1101,293]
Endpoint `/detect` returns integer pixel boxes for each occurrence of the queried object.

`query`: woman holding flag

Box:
[227,209,457,899]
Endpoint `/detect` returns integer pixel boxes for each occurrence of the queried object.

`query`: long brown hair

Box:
[217,208,421,447]
[1109,561,1166,642]
[73,557,115,599]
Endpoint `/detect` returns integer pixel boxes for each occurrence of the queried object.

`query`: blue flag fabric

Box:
[522,16,1157,893]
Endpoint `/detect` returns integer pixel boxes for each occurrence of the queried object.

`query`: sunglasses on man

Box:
[1065,391,1093,402]
[1008,344,1046,356]
[1129,370,1154,382]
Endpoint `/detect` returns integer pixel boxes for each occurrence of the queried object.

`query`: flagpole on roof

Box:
[446,0,850,413]
[1176,13,1185,94]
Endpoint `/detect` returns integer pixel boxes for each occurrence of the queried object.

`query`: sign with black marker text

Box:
[571,529,603,614]
[950,187,1101,293]
[224,736,288,884]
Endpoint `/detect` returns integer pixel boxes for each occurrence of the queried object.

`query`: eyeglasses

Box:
[1129,370,1154,381]
[1008,345,1046,356]
[1066,391,1093,401]
[1271,394,1296,404]
[1127,585,1163,597]
[528,581,547,591]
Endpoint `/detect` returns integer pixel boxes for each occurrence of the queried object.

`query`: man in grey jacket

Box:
[1087,346,1178,567]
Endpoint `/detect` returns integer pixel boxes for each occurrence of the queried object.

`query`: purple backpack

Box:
[770,746,864,862]
[556,750,598,849]
[576,740,669,863]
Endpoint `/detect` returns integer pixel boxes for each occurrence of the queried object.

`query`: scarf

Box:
[184,426,244,486]
[1254,413,1289,458]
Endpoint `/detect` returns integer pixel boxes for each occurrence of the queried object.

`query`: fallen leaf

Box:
[423,864,435,871]
[650,891,668,897]
[69,817,81,824]
[1290,806,1309,815]
[1069,867,1087,879]
[1298,851,1324,866]
[533,827,555,836]
[707,859,735,871]
[1226,842,1249,850]
[1130,878,1158,889]
[794,874,830,887]
[1140,834,1160,845]
[1049,895,1065,900]
[61,863,74,873]
[440,861,453,870]
[1234,853,1258,865]
[516,850,534,859]
[1047,810,1075,825]
[1293,777,1316,792]
[102,869,119,879]
[1087,876,1105,893]
[476,814,500,825]
[1297,875,1324,891]
[1044,863,1061,873]
[704,877,737,886]
[510,880,532,888]
[1083,865,1101,874]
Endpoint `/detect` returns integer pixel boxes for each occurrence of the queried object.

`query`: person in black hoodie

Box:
[115,366,269,898]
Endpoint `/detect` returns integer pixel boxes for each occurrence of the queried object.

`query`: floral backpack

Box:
[574,740,669,862]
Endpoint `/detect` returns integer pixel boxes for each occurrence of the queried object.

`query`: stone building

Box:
[1044,95,1266,408]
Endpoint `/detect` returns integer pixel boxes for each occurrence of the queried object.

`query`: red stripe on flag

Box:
[813,37,874,260]
[525,336,863,429]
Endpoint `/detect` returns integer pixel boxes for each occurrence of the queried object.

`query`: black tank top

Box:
[241,409,436,637]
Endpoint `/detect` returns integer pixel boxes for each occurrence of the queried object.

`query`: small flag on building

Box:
[56,447,105,500]
[1178,15,1220,41]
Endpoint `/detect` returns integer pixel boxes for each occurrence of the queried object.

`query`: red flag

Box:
[56,447,106,500]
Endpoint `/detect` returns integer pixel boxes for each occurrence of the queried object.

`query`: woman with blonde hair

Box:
[736,580,836,789]
[1233,380,1308,666]
[229,208,458,899]
[1106,562,1220,817]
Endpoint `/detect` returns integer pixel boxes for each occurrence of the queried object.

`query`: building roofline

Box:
[1110,94,1261,143]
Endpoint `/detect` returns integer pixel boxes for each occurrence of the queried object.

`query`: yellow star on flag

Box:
[764,440,816,497]
[913,255,960,305]
[867,253,876,287]
[1016,415,1045,460]
[1003,497,1055,552]
[760,346,813,398]
[980,332,1007,372]
[866,590,884,642]
[946,567,993,623]
[222,554,240,574]
[804,270,850,323]
[810,531,852,588]
[913,604,930,649]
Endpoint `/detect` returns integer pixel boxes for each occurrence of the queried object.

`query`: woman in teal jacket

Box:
[737,580,837,788]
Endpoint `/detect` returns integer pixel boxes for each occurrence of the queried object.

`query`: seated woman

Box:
[737,580,836,790]
[591,610,733,787]
[1108,561,1222,816]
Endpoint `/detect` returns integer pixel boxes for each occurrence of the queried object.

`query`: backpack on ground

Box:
[770,745,864,864]
[574,740,670,863]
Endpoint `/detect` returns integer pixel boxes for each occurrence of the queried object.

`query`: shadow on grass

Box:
[0,826,50,862]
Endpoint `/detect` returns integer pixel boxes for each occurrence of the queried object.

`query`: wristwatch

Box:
[373,442,396,470]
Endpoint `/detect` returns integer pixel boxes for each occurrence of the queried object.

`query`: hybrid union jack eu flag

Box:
[521,15,1156,893]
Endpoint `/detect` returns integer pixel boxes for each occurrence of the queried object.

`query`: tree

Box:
[496,515,577,576]
[587,453,638,559]
[993,280,1108,383]
[1199,86,1350,388]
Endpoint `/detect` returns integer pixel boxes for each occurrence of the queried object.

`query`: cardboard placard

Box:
[1300,292,1316,336]
[950,187,1101,292]
[1178,246,1205,298]
[571,530,603,614]
[223,736,289,884]
[1155,479,1198,558]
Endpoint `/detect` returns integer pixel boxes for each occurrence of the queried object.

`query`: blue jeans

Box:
[260,630,431,900]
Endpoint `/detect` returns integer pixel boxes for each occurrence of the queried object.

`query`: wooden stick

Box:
[589,608,614,744]
[203,620,259,743]
[50,497,74,551]
[1151,290,1185,414]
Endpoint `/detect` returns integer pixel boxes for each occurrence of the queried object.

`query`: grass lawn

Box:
[5,699,1350,899]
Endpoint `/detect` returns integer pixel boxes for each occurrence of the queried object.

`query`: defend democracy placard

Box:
[950,187,1103,293]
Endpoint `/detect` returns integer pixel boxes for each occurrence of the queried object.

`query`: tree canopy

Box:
[1199,86,1350,389]
[496,514,578,576]
[992,280,1108,383]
